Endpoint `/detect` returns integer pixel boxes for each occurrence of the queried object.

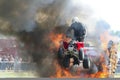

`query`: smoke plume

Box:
[0,0,113,77]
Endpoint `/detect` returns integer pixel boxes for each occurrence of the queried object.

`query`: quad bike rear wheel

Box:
[83,57,90,69]
[79,48,85,60]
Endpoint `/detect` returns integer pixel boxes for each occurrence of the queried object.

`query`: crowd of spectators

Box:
[0,38,36,72]
[0,54,35,71]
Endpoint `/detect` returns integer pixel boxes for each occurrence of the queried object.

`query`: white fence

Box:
[0,61,36,71]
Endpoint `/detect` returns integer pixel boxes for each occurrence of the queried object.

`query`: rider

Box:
[66,17,87,42]
[58,17,87,68]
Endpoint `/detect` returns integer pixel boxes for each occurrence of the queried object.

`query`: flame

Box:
[49,32,64,49]
[49,32,117,78]
[51,61,80,78]
[100,31,119,50]
[51,62,72,78]
[86,55,109,78]
[50,48,109,78]
[51,56,109,78]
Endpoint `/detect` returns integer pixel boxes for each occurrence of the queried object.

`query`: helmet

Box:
[109,40,113,45]
[72,17,80,23]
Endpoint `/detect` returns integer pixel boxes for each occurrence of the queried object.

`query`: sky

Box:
[72,0,120,31]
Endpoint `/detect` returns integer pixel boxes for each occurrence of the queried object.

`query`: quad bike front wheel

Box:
[62,55,70,68]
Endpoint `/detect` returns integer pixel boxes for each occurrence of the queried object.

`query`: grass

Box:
[0,71,38,78]
[114,73,120,78]
[0,71,120,78]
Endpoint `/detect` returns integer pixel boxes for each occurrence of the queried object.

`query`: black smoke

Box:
[0,0,70,77]
[0,0,95,77]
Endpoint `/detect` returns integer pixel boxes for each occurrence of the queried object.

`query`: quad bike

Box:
[57,39,99,73]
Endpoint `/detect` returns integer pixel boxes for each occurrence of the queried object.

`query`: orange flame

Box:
[51,61,80,78]
[100,31,119,50]
[86,55,109,78]
[49,32,64,49]
[51,56,109,78]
